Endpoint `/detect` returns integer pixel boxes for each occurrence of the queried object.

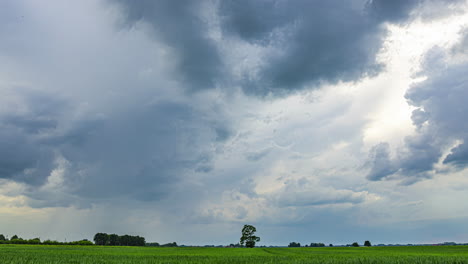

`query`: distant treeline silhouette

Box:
[93,233,146,246]
[288,242,326,247]
[1,233,176,247]
[287,241,374,247]
[0,234,92,245]
[146,242,178,247]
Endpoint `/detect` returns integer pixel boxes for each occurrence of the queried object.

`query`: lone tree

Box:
[351,242,359,247]
[364,240,372,247]
[240,224,260,248]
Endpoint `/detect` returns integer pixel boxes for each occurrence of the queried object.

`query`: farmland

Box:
[2,244,468,264]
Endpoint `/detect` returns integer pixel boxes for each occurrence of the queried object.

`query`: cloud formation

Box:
[114,0,425,97]
[113,0,223,91]
[0,0,425,204]
[219,0,426,96]
[0,0,231,208]
[0,89,62,186]
[367,29,468,183]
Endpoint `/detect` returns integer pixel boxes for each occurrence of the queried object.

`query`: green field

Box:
[2,244,468,263]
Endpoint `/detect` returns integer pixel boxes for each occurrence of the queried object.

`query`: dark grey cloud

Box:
[367,33,468,183]
[444,143,468,166]
[219,0,289,43]
[0,129,54,186]
[113,0,424,97]
[0,0,234,208]
[113,0,223,91]
[0,90,63,186]
[62,101,224,201]
[220,0,422,96]
[366,143,397,181]
[367,0,421,23]
[0,89,228,206]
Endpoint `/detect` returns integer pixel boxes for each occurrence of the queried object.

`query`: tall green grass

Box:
[1,244,468,263]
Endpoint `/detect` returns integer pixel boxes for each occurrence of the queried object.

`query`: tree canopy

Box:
[93,233,145,246]
[240,224,260,248]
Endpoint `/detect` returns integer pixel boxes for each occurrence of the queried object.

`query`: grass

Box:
[2,244,468,263]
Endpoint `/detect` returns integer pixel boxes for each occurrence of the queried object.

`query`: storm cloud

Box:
[113,0,424,96]
[113,0,223,91]
[0,0,232,207]
[219,0,425,96]
[0,89,62,186]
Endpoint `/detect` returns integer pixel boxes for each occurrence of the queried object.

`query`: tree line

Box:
[0,233,160,247]
[0,234,92,245]
[2,225,371,248]
[146,242,178,247]
[288,242,327,247]
[288,241,372,247]
[93,233,146,246]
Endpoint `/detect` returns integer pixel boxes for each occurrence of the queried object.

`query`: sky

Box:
[1,0,468,246]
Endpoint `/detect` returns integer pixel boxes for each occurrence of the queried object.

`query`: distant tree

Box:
[309,243,325,247]
[364,240,371,247]
[352,242,359,247]
[161,242,178,247]
[119,235,130,246]
[109,234,120,246]
[288,242,301,247]
[68,240,93,246]
[10,238,26,244]
[116,234,145,246]
[129,235,138,246]
[27,238,41,244]
[329,244,333,247]
[93,233,109,245]
[43,240,61,245]
[11,235,19,240]
[0,234,6,241]
[240,225,260,248]
[134,236,146,246]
